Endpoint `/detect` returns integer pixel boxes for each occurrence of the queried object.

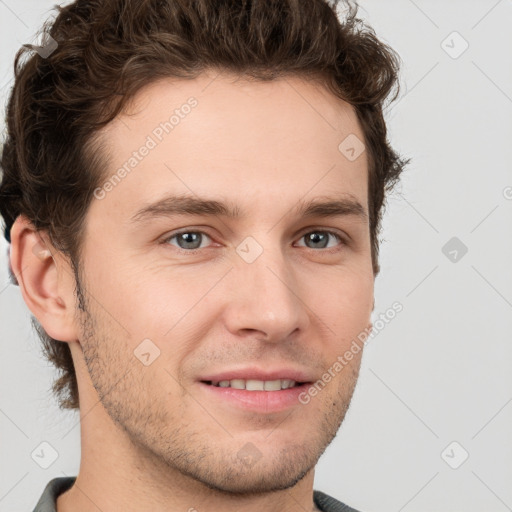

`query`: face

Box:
[74,71,374,494]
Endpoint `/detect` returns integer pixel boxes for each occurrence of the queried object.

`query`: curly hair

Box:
[0,0,408,410]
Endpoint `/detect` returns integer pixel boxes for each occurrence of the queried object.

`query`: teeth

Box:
[264,380,282,391]
[230,379,245,389]
[281,379,293,389]
[211,379,297,391]
[246,379,265,391]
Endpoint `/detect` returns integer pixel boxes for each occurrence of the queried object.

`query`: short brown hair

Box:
[0,0,408,410]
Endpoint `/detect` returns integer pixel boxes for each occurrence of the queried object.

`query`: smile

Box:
[203,379,305,391]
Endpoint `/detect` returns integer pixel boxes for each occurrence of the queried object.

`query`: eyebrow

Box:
[130,193,368,224]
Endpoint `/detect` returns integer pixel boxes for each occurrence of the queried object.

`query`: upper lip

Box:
[198,367,316,383]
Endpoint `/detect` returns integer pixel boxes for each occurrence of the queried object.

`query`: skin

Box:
[10,71,374,512]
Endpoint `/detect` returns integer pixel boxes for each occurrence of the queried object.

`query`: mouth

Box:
[198,379,313,413]
[201,379,310,391]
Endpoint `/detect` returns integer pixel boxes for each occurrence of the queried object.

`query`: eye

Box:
[162,230,213,251]
[295,230,345,250]
[161,228,347,253]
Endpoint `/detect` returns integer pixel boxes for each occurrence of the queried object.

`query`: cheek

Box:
[306,268,373,339]
[99,266,219,346]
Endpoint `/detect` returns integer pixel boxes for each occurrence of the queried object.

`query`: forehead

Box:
[88,72,368,228]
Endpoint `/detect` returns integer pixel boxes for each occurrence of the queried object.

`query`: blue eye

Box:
[162,229,346,253]
[164,231,212,251]
[296,230,344,250]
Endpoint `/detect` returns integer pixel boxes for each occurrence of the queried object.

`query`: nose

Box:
[222,242,310,343]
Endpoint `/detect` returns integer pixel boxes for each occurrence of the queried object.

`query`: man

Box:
[0,0,407,510]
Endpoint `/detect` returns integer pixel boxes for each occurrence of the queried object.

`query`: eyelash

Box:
[160,228,348,254]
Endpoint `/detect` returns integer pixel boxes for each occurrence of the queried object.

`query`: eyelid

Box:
[160,228,216,251]
[295,226,349,245]
[161,226,349,251]
[294,230,348,253]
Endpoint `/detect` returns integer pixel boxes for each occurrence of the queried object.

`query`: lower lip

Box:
[197,382,310,413]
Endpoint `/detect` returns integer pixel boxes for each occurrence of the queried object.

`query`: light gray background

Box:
[1,1,511,511]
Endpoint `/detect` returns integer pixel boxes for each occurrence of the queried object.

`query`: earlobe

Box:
[9,215,78,342]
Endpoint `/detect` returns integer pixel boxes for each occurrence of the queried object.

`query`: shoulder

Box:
[313,489,363,512]
[32,477,76,512]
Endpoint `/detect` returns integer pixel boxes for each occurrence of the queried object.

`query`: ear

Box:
[367,299,374,333]
[9,215,79,342]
